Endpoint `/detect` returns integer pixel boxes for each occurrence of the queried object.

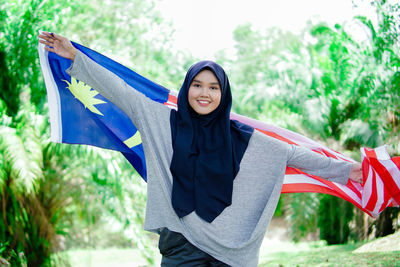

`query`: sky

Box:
[156,0,376,59]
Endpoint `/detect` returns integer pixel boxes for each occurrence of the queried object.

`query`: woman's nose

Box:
[200,87,209,96]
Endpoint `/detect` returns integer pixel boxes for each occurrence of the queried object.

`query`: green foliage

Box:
[0,104,156,266]
[0,109,56,267]
[317,195,354,245]
[0,0,193,265]
[57,0,190,92]
[0,0,79,116]
[224,0,400,244]
[351,0,400,155]
[285,193,319,242]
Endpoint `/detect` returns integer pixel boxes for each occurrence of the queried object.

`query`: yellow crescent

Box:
[123,131,142,148]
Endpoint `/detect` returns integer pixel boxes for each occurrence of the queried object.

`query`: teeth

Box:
[198,100,210,104]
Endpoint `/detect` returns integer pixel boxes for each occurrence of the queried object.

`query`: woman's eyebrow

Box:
[192,79,219,86]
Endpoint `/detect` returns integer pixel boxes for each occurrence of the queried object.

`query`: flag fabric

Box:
[232,113,400,217]
[38,40,400,218]
[38,39,171,179]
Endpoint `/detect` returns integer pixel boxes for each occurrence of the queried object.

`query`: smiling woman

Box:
[187,69,221,115]
[38,31,365,266]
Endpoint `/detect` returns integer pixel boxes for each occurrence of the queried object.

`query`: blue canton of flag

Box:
[38,35,170,180]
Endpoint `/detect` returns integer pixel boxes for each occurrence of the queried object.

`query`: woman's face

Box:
[188,70,222,115]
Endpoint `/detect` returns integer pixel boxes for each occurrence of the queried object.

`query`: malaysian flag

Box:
[38,39,400,218]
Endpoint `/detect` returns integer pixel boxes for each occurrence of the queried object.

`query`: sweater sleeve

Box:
[65,50,169,130]
[286,145,351,185]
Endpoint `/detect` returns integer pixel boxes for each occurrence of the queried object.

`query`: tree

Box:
[0,0,193,265]
[226,0,399,244]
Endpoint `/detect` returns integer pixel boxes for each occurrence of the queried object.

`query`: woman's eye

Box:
[211,87,219,90]
[193,84,201,88]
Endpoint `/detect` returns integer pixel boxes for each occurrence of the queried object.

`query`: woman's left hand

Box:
[38,32,77,61]
[349,163,363,184]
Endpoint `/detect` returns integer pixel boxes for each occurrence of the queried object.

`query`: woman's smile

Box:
[188,69,221,115]
[197,99,211,106]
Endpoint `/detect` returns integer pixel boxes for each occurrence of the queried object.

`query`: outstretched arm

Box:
[38,32,77,61]
[38,31,170,133]
[287,145,363,185]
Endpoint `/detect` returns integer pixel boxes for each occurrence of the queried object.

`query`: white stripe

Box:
[374,145,391,160]
[363,163,379,217]
[283,174,330,187]
[379,156,400,190]
[373,173,385,215]
[362,164,374,209]
[362,146,400,208]
[38,32,62,142]
[334,183,362,204]
[285,174,361,204]
[165,103,177,110]
[360,147,390,216]
[360,147,367,157]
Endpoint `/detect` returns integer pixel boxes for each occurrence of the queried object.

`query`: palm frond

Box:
[0,126,43,194]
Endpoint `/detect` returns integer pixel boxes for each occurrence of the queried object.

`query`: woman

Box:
[38,32,362,266]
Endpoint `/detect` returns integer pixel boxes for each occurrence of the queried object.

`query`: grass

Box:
[259,242,400,267]
[258,220,400,266]
[58,248,160,267]
[59,233,400,267]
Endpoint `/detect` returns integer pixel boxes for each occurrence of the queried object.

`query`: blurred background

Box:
[0,0,399,266]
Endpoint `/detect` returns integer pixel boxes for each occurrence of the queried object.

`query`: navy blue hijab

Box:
[170,61,254,223]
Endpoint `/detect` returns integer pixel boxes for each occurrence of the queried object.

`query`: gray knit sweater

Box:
[67,50,351,266]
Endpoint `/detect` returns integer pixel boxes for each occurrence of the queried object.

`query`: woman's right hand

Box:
[38,32,77,61]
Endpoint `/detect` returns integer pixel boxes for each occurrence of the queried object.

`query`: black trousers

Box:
[158,228,231,267]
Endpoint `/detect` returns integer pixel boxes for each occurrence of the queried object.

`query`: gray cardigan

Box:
[67,50,351,266]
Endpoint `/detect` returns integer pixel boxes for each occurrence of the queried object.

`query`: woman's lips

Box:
[197,100,210,106]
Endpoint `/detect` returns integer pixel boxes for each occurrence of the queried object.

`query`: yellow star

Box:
[63,78,106,116]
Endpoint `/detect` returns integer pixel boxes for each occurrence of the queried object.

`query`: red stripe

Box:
[311,149,325,156]
[164,103,177,108]
[370,158,400,204]
[364,147,376,158]
[282,183,340,196]
[286,167,349,190]
[365,168,378,212]
[320,179,359,205]
[362,157,369,186]
[282,183,373,217]
[363,149,379,212]
[167,93,177,104]
[393,157,400,168]
[379,187,390,213]
[285,167,304,175]
[257,129,298,145]
[285,168,343,191]
[365,148,400,204]
[345,181,362,199]
[321,148,338,160]
[285,172,365,211]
